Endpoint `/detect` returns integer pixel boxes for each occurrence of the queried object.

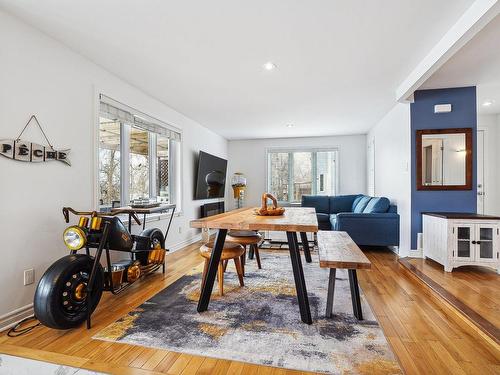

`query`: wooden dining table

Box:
[190,206,318,324]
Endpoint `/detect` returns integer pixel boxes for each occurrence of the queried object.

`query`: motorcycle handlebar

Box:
[108,208,142,226]
[62,207,142,226]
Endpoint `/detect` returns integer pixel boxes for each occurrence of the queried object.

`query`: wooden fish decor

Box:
[0,139,71,165]
[1,115,71,166]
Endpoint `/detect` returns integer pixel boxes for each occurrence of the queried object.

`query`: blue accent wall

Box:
[410,87,477,249]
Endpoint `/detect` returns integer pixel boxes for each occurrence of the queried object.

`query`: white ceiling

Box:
[0,0,476,139]
[422,14,500,115]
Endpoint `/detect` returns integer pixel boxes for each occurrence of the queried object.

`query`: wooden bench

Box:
[317,231,371,320]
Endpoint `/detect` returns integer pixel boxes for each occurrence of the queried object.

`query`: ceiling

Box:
[422,14,500,115]
[0,0,476,139]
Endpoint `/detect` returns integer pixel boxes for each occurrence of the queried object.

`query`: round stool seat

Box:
[225,232,263,270]
[200,241,245,260]
[199,241,245,297]
[226,232,262,245]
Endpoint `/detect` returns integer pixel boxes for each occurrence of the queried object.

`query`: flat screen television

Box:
[195,151,228,200]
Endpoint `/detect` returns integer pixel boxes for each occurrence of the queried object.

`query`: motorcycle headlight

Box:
[63,226,87,250]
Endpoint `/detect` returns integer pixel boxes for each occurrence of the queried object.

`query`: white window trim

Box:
[92,92,184,219]
[265,146,340,204]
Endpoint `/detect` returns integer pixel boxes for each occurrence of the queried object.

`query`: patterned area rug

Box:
[95,252,401,374]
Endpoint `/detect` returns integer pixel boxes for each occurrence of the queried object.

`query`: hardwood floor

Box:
[400,257,499,345]
[1,243,499,374]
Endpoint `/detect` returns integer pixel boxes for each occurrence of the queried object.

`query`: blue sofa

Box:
[301,194,400,247]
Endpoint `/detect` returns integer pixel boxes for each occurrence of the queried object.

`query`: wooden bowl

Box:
[254,207,285,216]
[254,193,285,216]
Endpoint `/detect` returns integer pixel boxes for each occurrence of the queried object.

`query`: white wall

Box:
[367,103,411,256]
[478,114,500,215]
[227,135,366,209]
[0,11,227,324]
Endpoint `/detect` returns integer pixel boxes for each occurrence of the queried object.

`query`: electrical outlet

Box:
[24,269,34,286]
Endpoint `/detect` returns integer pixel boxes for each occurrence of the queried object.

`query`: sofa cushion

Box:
[302,195,329,214]
[388,205,397,213]
[353,196,371,213]
[329,194,360,214]
[363,197,390,213]
[329,214,338,229]
[351,196,363,211]
[316,213,330,223]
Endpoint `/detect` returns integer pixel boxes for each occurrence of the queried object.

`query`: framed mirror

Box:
[416,128,472,190]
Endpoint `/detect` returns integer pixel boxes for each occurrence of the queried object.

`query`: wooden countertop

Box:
[190,207,318,232]
[422,212,500,220]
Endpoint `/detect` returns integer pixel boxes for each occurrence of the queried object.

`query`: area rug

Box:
[95,252,401,374]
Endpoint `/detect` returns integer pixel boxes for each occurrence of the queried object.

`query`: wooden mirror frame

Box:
[416,128,473,191]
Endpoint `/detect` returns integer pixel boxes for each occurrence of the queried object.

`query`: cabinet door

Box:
[475,225,498,263]
[453,225,474,261]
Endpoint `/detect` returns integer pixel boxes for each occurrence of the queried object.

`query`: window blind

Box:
[99,95,181,141]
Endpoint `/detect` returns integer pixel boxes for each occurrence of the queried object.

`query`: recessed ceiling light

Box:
[286,124,294,128]
[263,62,277,71]
[482,100,494,107]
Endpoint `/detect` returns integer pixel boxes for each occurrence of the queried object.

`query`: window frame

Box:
[265,147,339,204]
[94,94,183,217]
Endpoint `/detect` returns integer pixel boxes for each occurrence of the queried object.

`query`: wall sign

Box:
[0,115,71,166]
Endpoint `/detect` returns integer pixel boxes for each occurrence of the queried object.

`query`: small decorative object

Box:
[231,172,247,208]
[255,193,285,216]
[130,198,160,209]
[0,115,71,165]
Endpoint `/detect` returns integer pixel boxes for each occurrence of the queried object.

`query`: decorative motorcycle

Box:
[34,204,175,330]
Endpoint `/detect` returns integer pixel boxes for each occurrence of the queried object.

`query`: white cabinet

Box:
[423,213,500,273]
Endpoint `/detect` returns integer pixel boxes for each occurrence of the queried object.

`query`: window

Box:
[129,126,150,202]
[98,118,121,208]
[267,149,338,203]
[156,135,170,203]
[98,96,181,212]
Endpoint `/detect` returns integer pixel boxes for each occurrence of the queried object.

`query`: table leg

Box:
[326,268,336,318]
[286,231,312,324]
[197,229,227,312]
[300,232,312,263]
[348,269,363,320]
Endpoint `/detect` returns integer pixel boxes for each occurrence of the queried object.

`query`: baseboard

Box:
[0,304,34,332]
[408,249,423,258]
[168,233,203,252]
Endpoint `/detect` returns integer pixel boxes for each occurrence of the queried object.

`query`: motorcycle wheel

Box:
[34,254,104,329]
[135,228,165,265]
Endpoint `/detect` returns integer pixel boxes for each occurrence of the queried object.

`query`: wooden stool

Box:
[226,230,263,274]
[200,241,245,296]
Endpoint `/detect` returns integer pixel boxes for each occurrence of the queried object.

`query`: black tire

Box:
[34,254,104,329]
[135,228,165,265]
